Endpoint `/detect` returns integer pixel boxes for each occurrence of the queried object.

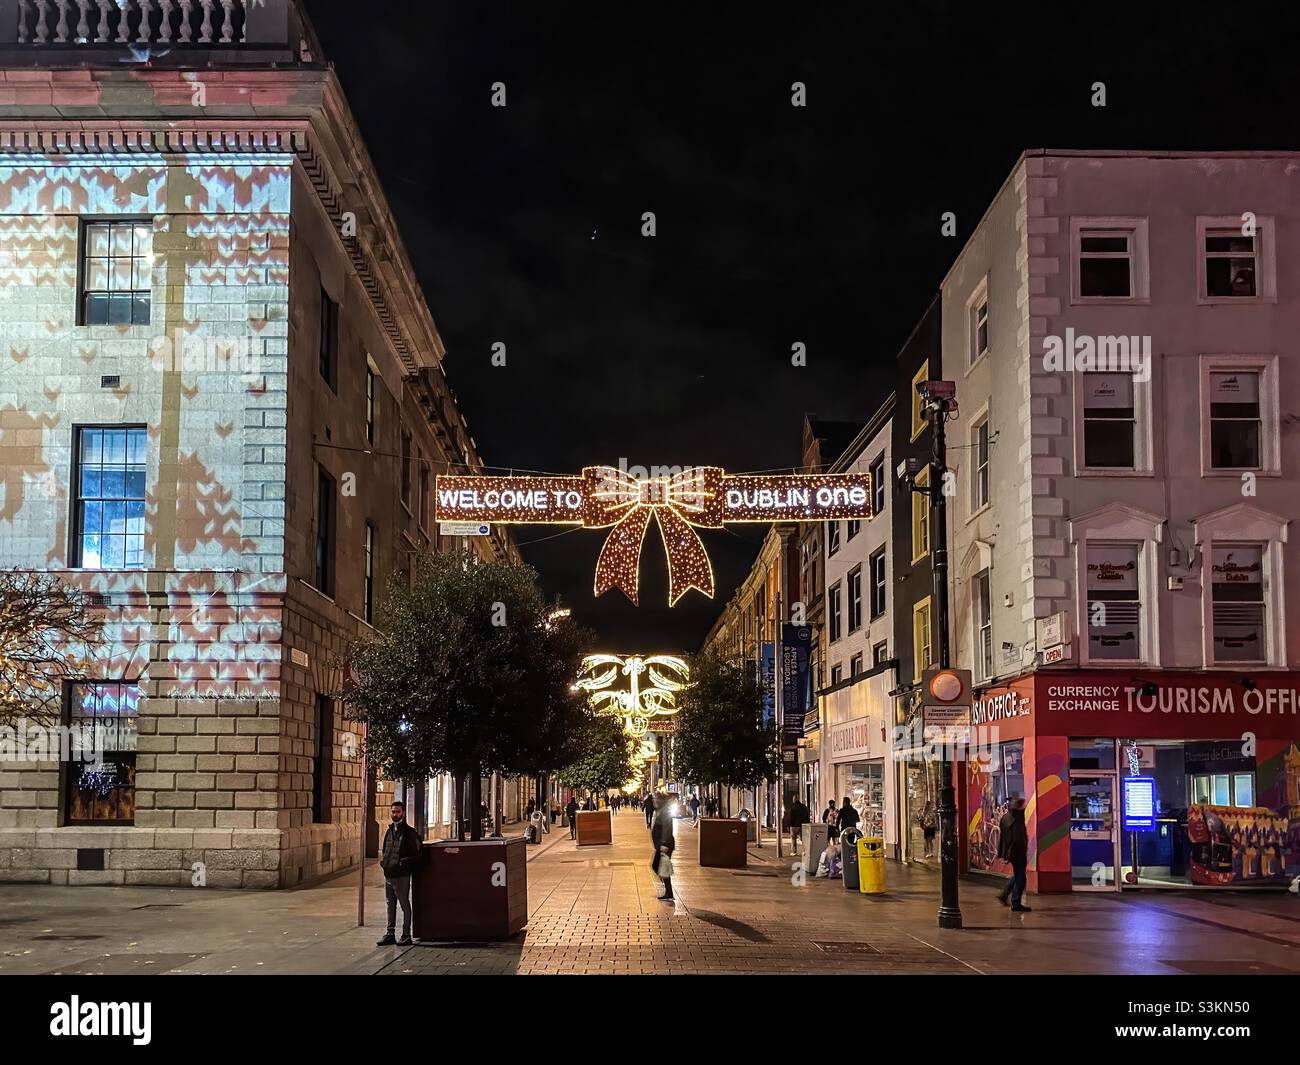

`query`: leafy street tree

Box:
[556,709,637,799]
[673,647,778,817]
[343,550,593,841]
[0,570,102,729]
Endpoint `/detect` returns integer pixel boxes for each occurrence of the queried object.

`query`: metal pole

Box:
[775,588,783,861]
[357,723,367,926]
[930,396,963,929]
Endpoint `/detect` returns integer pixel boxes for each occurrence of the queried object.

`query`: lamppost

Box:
[915,379,963,930]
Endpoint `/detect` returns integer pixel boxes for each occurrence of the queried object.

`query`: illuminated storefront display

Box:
[436,466,871,604]
[962,671,1300,892]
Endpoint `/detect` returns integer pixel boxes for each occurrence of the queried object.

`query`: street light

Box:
[911,378,963,930]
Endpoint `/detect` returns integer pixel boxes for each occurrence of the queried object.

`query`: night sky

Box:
[305,0,1295,651]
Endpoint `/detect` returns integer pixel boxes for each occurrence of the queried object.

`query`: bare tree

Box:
[0,570,102,729]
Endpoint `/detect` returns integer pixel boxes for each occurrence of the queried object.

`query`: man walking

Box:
[377,800,421,947]
[688,793,701,825]
[565,795,579,839]
[789,796,810,854]
[650,792,677,902]
[642,790,655,828]
[997,795,1032,912]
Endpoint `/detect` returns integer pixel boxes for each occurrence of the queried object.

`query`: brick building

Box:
[0,0,516,886]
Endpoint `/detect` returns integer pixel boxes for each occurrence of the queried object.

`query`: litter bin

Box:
[841,827,863,890]
[857,836,886,894]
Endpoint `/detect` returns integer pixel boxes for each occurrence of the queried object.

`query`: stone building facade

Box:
[0,0,515,886]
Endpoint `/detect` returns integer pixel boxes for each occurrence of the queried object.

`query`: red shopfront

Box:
[962,671,1300,893]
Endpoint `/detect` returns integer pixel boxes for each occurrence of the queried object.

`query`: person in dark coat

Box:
[836,797,860,836]
[642,791,656,828]
[565,796,579,839]
[997,795,1031,912]
[650,792,677,902]
[789,797,811,853]
[377,801,422,946]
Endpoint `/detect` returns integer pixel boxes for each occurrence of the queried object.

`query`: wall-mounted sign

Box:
[1042,643,1070,665]
[439,522,491,537]
[1036,612,1066,651]
[434,465,872,604]
[1122,776,1157,831]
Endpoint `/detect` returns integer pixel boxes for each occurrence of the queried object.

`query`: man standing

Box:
[789,796,810,854]
[997,795,1032,912]
[377,800,422,947]
[642,791,656,828]
[565,794,579,839]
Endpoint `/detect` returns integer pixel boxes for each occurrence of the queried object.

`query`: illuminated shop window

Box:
[74,427,147,569]
[64,682,139,825]
[79,219,152,325]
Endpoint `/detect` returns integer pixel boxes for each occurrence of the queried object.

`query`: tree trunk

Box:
[469,772,483,842]
[455,772,467,842]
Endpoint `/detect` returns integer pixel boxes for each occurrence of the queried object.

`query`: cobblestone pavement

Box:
[2,812,1297,975]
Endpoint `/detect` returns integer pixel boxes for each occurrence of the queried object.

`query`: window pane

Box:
[131,296,151,325]
[87,225,110,256]
[1084,420,1135,467]
[1212,775,1230,806]
[111,225,134,256]
[107,294,132,324]
[86,258,109,290]
[1081,234,1129,253]
[1080,256,1131,297]
[1210,421,1260,469]
[84,293,110,324]
[1233,774,1253,808]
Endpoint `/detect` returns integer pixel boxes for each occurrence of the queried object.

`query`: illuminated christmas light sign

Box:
[577,654,688,738]
[435,465,872,604]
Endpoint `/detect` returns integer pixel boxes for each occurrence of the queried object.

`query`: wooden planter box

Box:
[698,818,747,868]
[576,809,612,845]
[412,837,527,941]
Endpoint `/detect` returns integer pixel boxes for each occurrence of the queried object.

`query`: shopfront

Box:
[964,671,1300,893]
[823,666,898,855]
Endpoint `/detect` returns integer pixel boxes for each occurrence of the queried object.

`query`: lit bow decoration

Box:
[583,466,723,606]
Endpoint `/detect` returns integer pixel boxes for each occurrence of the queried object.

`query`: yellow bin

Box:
[857,836,886,894]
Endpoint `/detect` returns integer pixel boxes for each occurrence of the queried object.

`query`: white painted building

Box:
[819,398,901,853]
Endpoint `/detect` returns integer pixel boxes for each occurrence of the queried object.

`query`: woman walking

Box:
[650,792,677,902]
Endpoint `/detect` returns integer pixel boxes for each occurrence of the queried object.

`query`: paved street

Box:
[1,812,1297,976]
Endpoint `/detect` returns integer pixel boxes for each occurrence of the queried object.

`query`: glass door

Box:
[1070,772,1118,890]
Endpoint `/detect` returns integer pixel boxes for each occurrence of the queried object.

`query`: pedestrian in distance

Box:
[643,790,655,828]
[565,795,579,839]
[688,793,701,825]
[835,797,859,837]
[824,800,840,841]
[377,801,421,947]
[997,794,1032,912]
[651,791,676,902]
[920,800,938,859]
[789,796,810,853]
